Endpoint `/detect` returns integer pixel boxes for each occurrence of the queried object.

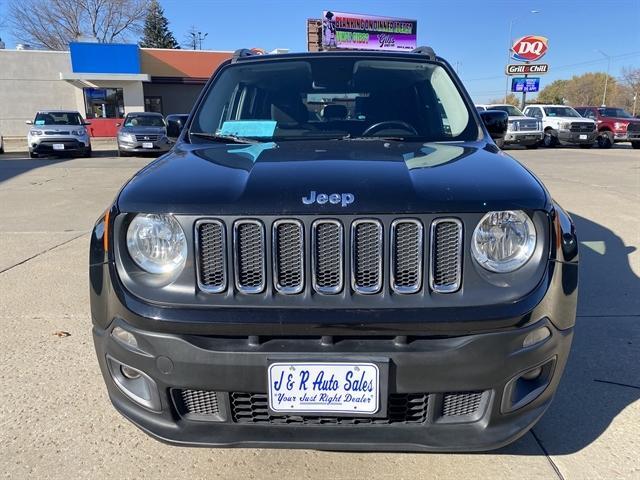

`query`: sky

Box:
[1,0,639,103]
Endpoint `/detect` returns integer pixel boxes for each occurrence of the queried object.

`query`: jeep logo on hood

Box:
[302,191,355,207]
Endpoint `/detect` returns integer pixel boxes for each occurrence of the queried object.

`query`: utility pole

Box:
[188,30,208,50]
[596,50,611,106]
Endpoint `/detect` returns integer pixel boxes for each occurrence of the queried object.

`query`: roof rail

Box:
[411,46,436,61]
[231,48,258,63]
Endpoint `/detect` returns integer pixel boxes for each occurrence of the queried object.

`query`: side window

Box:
[526,107,541,118]
[584,109,596,119]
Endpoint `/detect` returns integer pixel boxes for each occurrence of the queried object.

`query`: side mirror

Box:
[166,119,183,139]
[479,110,508,141]
[25,120,33,125]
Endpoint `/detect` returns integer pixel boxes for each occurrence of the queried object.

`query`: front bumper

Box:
[613,131,640,142]
[30,137,90,153]
[557,130,597,144]
[504,132,543,145]
[118,139,172,153]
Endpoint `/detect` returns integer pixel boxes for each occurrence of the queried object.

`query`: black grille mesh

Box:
[313,221,343,293]
[274,222,304,292]
[432,220,462,292]
[180,389,220,416]
[235,221,265,292]
[442,391,483,416]
[392,221,422,292]
[197,222,226,291]
[353,221,382,293]
[230,392,428,425]
[569,122,595,133]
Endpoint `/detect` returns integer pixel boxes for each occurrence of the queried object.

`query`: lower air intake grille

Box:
[180,389,220,416]
[430,219,462,293]
[442,391,483,417]
[352,220,383,294]
[391,220,423,293]
[273,220,304,294]
[234,220,265,293]
[196,221,226,293]
[312,220,344,294]
[230,392,428,425]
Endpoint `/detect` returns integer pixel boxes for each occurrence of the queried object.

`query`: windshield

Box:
[190,57,476,142]
[488,105,524,116]
[124,115,165,127]
[598,108,632,118]
[544,107,580,118]
[34,112,82,126]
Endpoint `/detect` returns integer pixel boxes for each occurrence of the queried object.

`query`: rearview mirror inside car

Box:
[479,110,508,141]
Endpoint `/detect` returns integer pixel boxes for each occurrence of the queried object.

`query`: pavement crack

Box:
[0,232,88,275]
[530,429,565,480]
[593,379,640,390]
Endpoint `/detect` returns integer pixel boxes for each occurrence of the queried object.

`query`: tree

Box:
[139,0,178,49]
[488,93,519,106]
[8,0,147,50]
[536,79,569,104]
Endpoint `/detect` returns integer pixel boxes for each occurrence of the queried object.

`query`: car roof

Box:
[230,48,441,65]
[126,112,164,116]
[37,110,81,114]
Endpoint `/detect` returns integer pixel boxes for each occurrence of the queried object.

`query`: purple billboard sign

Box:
[322,11,417,51]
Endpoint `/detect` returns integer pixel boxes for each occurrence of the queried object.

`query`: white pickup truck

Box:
[523,104,597,148]
[476,104,543,149]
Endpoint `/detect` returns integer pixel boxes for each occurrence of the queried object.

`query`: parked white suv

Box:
[476,104,543,149]
[26,110,92,158]
[522,105,596,148]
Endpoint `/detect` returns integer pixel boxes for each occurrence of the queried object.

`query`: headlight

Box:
[537,121,542,131]
[71,128,86,136]
[614,122,626,131]
[559,122,571,130]
[126,214,187,274]
[508,121,517,132]
[30,130,44,136]
[119,132,135,142]
[471,210,536,273]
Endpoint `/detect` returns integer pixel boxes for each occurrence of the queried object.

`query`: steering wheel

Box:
[361,121,418,137]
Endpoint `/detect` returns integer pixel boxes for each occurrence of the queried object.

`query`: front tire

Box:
[29,151,39,158]
[597,131,613,148]
[543,129,558,148]
[495,138,505,149]
[579,143,593,149]
[118,149,129,157]
[525,144,539,150]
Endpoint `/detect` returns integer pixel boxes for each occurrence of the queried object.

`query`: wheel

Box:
[632,141,640,149]
[596,131,613,148]
[525,144,539,150]
[579,143,593,149]
[495,138,505,149]
[543,129,558,147]
[29,151,39,158]
[85,146,92,157]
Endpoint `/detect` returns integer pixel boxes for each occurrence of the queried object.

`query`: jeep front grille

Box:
[351,220,383,294]
[196,217,464,296]
[273,220,304,294]
[430,219,463,293]
[233,220,266,293]
[391,219,423,294]
[312,220,344,294]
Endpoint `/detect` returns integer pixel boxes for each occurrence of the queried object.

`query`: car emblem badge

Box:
[302,190,355,207]
[144,136,149,140]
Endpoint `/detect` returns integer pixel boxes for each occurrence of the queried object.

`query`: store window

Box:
[84,88,125,119]
[144,96,163,114]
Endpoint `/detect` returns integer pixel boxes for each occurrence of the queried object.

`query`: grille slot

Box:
[180,389,220,416]
[230,392,428,425]
[312,220,344,294]
[273,220,304,294]
[430,219,463,293]
[196,220,226,293]
[351,220,383,294]
[135,134,160,141]
[391,220,423,294]
[442,391,483,417]
[233,220,266,293]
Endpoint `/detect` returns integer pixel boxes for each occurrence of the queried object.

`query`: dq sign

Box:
[511,35,549,62]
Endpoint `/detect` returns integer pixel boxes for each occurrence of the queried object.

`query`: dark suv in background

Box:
[90,47,578,452]
[574,106,640,149]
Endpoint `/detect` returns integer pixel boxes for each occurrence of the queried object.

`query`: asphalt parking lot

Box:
[0,142,638,479]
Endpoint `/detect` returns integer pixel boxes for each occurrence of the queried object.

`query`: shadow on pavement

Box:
[500,213,639,456]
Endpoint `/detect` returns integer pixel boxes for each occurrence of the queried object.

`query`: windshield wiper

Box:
[189,132,259,144]
[340,135,406,142]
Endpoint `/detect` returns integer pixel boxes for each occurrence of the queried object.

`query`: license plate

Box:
[52,143,65,150]
[268,362,379,414]
[579,134,588,140]
[142,142,154,149]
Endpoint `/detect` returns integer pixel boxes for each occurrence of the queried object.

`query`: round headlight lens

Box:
[471,210,536,273]
[126,214,187,274]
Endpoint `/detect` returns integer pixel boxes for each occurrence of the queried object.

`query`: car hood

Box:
[547,117,595,123]
[507,115,538,122]
[117,140,549,215]
[601,117,640,124]
[119,126,166,135]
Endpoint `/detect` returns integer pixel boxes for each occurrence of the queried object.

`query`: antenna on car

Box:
[411,46,436,61]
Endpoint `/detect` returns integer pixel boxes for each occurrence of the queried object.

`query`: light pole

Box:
[505,10,540,103]
[596,49,611,106]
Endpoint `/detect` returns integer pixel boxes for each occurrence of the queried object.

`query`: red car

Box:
[574,106,640,149]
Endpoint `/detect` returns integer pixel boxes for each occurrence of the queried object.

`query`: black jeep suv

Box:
[90,47,578,452]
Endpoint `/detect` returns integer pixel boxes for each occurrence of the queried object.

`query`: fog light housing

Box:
[501,357,556,413]
[523,326,551,348]
[106,356,161,411]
